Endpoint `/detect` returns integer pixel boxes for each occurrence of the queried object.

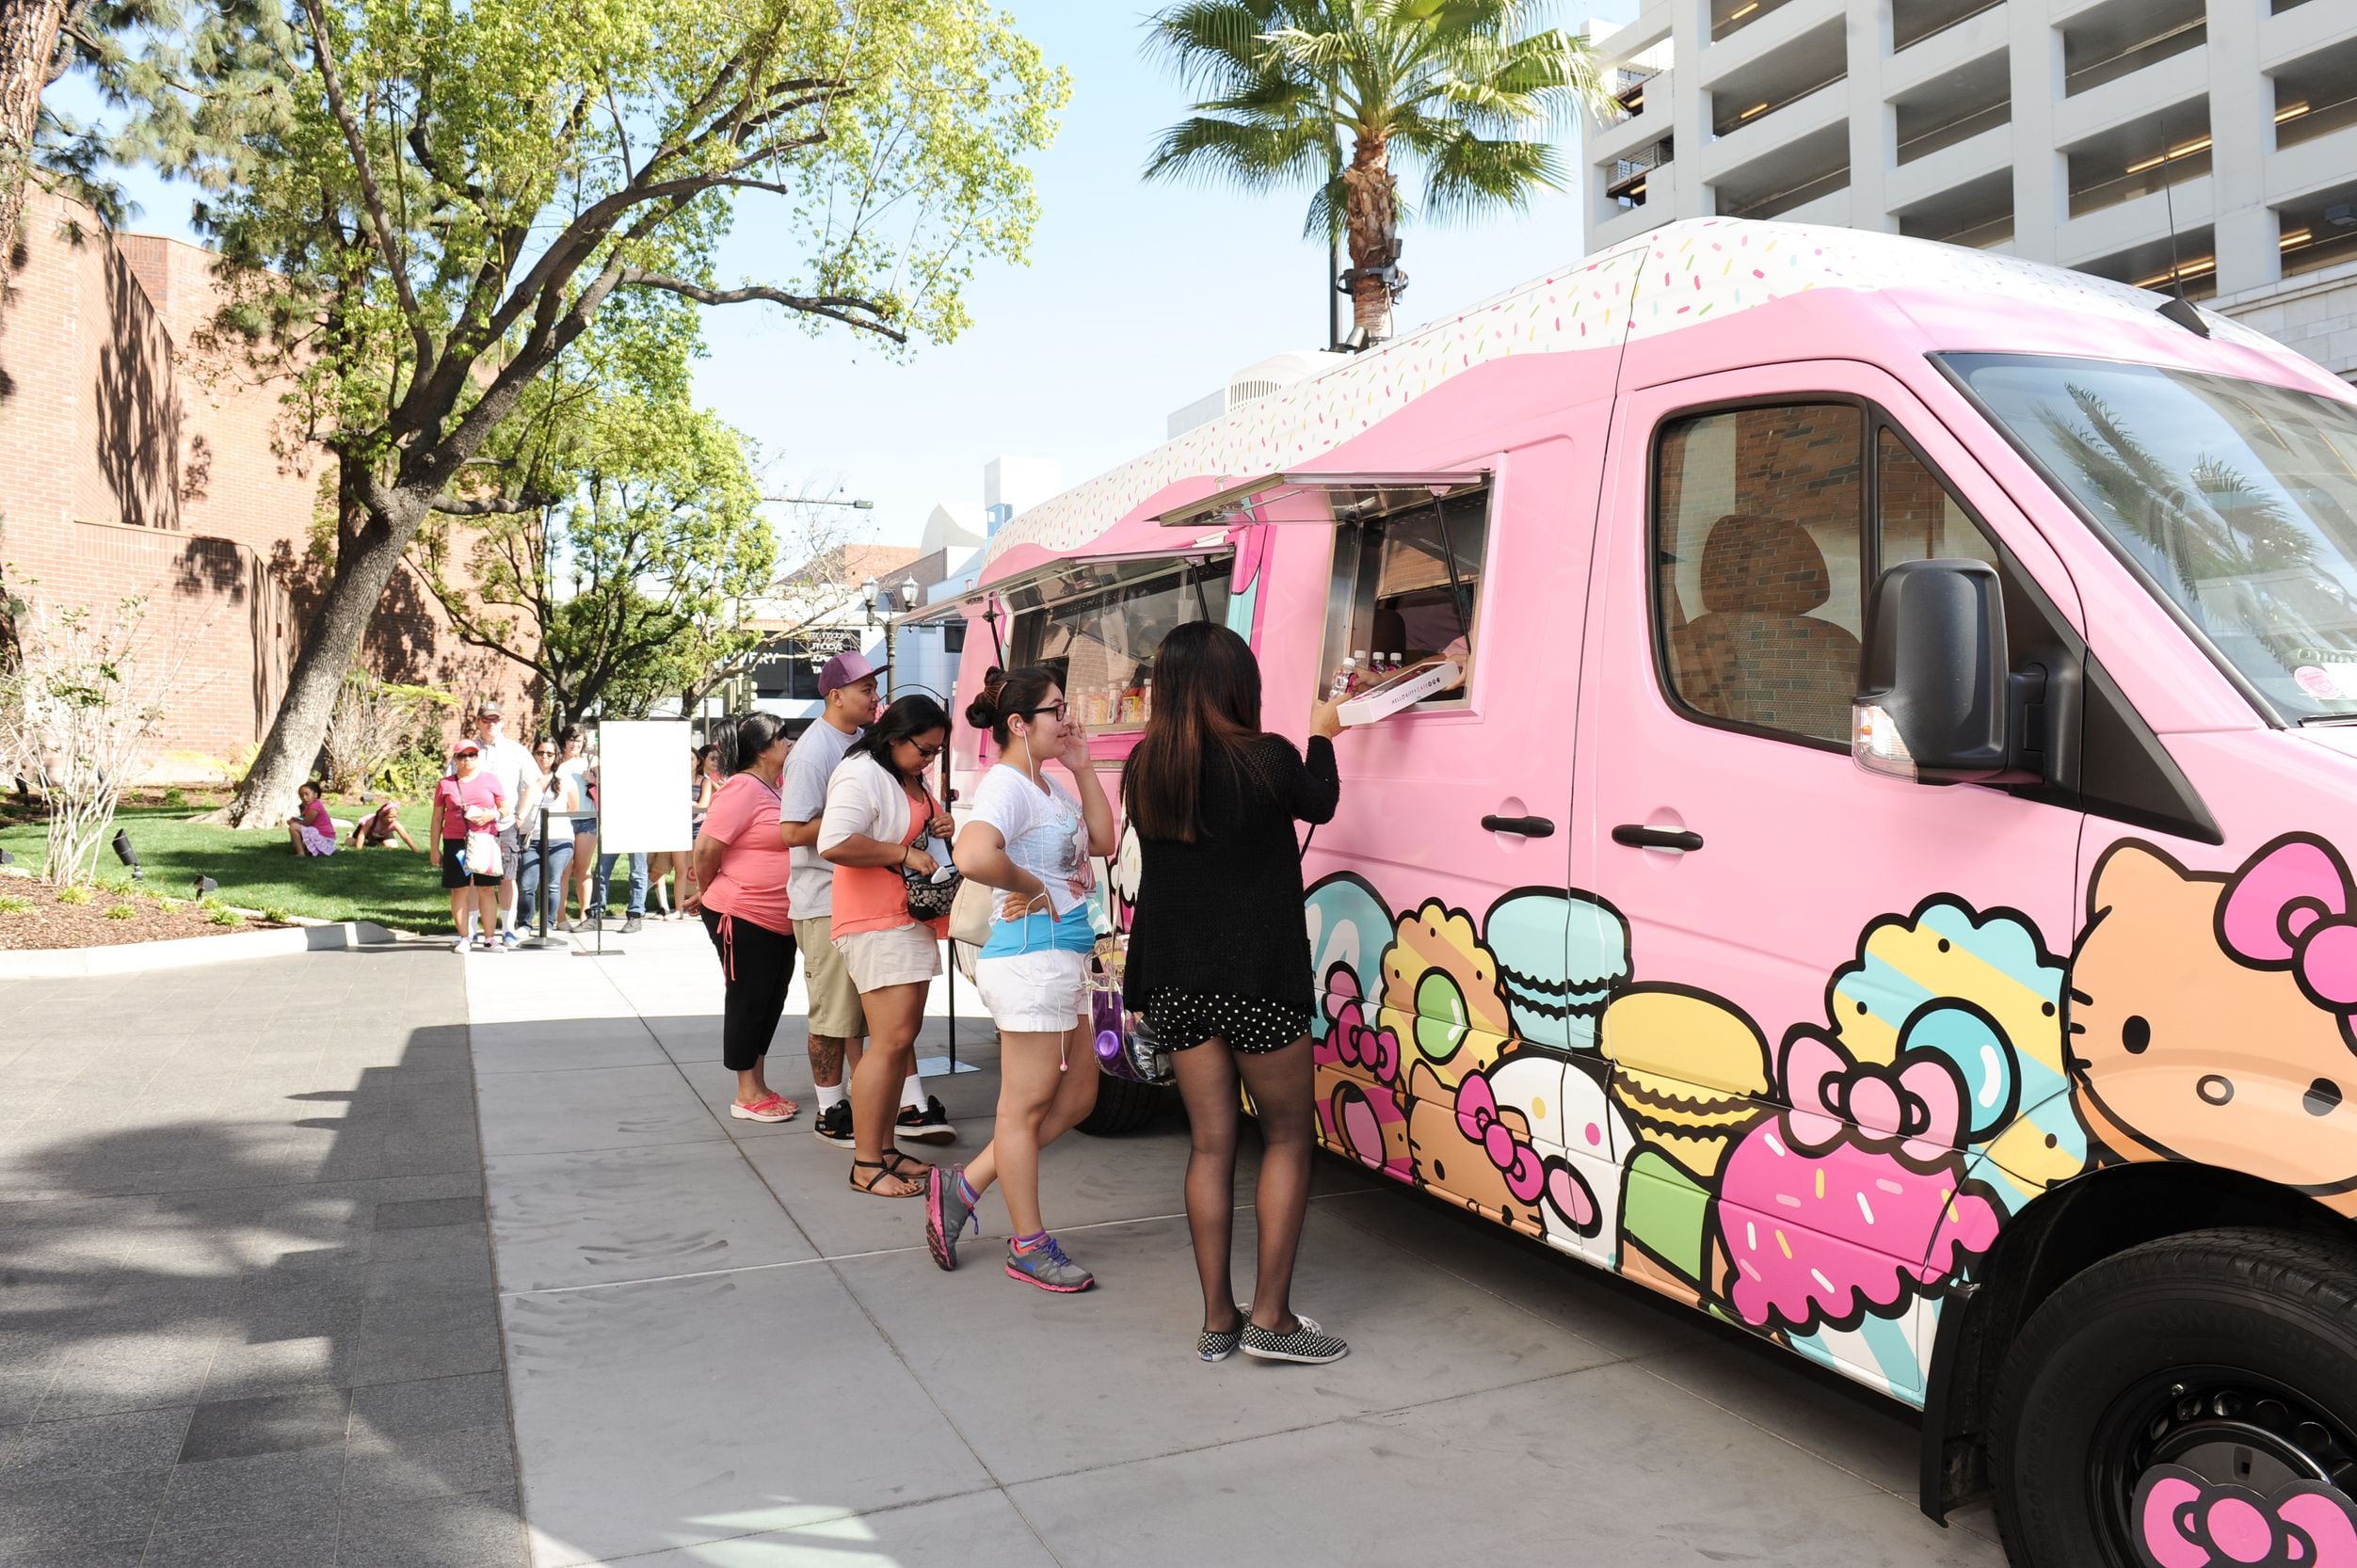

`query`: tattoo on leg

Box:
[808,1034,847,1087]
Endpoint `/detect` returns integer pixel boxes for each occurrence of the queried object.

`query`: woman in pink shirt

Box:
[429,740,505,952]
[684,712,801,1123]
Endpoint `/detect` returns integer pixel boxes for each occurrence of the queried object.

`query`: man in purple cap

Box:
[779,648,954,1146]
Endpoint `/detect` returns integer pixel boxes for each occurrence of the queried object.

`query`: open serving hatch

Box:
[1151,470,1490,531]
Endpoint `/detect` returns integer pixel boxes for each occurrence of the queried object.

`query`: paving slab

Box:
[500,1266,993,1567]
[1007,1361,2007,1568]
[485,1141,818,1291]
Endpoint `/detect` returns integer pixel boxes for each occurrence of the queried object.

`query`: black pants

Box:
[702,908,797,1072]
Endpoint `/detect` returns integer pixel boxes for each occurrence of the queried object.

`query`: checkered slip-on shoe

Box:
[1240,1316,1347,1365]
[1196,1303,1255,1363]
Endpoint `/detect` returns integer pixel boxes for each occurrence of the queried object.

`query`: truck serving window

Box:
[1944,352,2357,724]
[1005,555,1231,732]
[1319,482,1490,709]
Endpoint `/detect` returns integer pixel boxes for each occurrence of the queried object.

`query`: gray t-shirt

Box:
[781,718,860,920]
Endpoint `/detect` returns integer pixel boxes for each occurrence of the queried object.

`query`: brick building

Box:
[0,191,531,781]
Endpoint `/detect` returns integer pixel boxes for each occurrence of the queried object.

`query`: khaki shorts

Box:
[836,922,942,995]
[795,917,867,1038]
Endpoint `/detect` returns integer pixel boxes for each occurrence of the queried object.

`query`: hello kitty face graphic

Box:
[2067,837,2357,1197]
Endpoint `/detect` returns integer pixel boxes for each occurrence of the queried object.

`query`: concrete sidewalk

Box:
[0,945,525,1567]
[468,921,2010,1568]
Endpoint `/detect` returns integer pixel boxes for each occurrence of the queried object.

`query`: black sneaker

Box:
[1240,1314,1347,1365]
[1197,1302,1252,1363]
[895,1096,956,1144]
[621,915,644,934]
[811,1101,855,1147]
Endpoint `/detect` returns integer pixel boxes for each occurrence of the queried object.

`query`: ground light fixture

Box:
[112,828,144,880]
[193,874,218,898]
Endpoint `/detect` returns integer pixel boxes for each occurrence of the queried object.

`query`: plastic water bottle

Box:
[1328,657,1357,700]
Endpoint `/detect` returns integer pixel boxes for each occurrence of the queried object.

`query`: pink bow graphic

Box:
[1454,1071,1546,1203]
[1783,1033,1966,1161]
[2220,836,2357,1023]
[1322,969,1402,1084]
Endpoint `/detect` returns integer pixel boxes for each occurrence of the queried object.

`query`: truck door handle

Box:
[1481,814,1555,838]
[1612,824,1704,852]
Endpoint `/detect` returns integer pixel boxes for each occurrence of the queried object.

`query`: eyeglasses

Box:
[1020,702,1069,722]
[903,739,945,760]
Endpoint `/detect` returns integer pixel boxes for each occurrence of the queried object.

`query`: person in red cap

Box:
[429,738,506,952]
[778,648,954,1148]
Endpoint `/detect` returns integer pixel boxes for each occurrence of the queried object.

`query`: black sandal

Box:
[849,1159,923,1198]
[880,1148,933,1183]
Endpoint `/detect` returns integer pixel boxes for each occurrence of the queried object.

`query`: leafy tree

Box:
[1143,0,1607,343]
[410,327,777,730]
[110,0,1062,823]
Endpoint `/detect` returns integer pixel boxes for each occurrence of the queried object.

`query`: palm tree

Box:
[1144,0,1611,344]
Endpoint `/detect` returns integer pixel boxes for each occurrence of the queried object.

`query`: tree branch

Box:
[426,492,543,516]
[616,269,906,342]
[297,0,436,371]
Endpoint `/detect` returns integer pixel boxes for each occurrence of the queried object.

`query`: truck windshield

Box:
[1944,352,2357,723]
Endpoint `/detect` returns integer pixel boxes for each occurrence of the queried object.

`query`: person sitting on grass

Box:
[285,781,341,858]
[350,798,421,852]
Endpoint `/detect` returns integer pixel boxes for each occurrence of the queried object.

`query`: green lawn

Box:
[0,798,459,930]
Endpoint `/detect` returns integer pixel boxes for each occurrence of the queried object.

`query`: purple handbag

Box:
[1089,963,1173,1085]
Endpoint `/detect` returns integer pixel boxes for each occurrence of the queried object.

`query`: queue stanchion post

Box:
[536,805,553,941]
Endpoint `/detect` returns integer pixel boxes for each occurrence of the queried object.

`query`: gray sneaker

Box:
[925,1165,976,1272]
[1003,1235,1093,1293]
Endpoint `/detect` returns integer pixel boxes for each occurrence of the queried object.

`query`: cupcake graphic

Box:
[1483,888,1631,1051]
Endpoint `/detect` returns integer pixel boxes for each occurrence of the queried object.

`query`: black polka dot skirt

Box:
[1141,990,1312,1056]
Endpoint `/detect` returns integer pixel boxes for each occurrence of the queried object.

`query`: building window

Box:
[750,640,831,701]
[1007,557,1232,731]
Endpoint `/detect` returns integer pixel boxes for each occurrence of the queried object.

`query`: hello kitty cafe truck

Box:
[927,216,2357,1567]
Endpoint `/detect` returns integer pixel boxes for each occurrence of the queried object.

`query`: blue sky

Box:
[73,0,1638,549]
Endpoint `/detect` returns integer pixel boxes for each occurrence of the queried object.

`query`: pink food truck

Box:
[929,216,2357,1567]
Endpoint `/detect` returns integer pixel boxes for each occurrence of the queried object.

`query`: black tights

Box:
[1170,1032,1318,1335]
[701,909,797,1071]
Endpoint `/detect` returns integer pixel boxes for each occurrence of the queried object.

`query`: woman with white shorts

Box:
[927,666,1114,1292]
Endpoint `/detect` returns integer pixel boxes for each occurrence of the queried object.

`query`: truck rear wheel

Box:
[1077,1070,1164,1136]
[1991,1226,2357,1567]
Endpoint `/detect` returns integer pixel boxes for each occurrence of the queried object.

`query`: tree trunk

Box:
[0,0,67,267]
[1342,133,1398,343]
[215,472,426,825]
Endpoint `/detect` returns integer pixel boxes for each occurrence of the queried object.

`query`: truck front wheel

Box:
[1992,1226,2357,1567]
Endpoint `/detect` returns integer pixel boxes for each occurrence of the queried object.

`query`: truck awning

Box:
[1151,470,1490,530]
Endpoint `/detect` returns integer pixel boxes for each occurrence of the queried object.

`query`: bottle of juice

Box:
[1329,657,1357,700]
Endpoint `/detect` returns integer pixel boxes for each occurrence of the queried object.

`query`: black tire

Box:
[1991,1225,2357,1568]
[1077,1070,1165,1136]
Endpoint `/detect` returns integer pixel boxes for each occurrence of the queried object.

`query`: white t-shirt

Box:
[967,763,1094,918]
[781,718,860,920]
[522,765,575,841]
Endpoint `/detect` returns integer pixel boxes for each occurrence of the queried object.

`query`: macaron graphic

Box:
[1483,889,1631,1050]
[1597,987,1770,1179]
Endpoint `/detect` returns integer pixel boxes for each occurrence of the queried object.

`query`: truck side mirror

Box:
[1852,559,2011,784]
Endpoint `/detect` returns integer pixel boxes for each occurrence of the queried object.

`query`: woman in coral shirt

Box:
[686,712,800,1123]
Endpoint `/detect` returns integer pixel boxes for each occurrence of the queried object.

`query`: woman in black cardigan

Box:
[1123,622,1345,1366]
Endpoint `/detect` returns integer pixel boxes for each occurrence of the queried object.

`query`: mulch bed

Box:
[0,877,281,951]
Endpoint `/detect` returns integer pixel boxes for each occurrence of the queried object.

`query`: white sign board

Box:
[594,721,693,852]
